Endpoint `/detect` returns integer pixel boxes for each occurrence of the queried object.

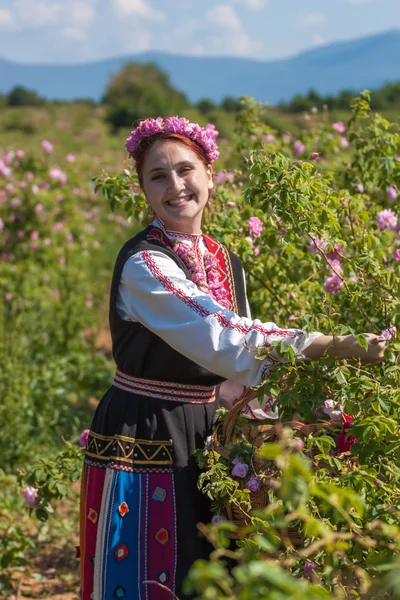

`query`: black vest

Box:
[109,227,248,385]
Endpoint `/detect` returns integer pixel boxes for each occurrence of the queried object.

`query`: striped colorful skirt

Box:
[80,371,217,600]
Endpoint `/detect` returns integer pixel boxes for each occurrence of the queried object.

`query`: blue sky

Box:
[0,0,399,64]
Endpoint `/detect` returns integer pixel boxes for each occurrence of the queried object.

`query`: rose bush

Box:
[95,92,400,598]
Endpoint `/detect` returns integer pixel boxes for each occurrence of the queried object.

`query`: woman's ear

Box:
[207,164,214,189]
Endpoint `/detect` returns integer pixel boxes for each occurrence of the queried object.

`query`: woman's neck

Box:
[153,216,202,237]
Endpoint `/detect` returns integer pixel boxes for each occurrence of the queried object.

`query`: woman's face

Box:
[141,140,213,233]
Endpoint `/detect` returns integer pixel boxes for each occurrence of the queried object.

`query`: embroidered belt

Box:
[113,370,216,404]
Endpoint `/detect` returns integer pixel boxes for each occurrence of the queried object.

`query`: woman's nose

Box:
[167,172,184,191]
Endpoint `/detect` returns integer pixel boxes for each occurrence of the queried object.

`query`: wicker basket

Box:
[214,386,336,544]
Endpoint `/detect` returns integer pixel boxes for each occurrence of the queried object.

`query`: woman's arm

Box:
[303,334,387,364]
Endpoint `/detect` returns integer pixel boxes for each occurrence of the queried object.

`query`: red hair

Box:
[132,133,210,187]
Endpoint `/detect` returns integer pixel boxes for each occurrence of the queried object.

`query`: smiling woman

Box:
[79,116,387,600]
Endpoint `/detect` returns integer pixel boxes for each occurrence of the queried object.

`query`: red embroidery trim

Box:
[141,251,299,340]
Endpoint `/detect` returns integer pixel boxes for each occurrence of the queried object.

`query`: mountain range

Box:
[0,29,399,105]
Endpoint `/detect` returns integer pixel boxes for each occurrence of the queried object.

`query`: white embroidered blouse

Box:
[116,219,323,390]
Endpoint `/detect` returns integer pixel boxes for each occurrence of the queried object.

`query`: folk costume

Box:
[80,216,321,600]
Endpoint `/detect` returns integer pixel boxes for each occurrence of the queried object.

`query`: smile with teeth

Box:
[167,194,194,206]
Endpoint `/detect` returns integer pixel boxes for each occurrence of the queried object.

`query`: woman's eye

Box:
[152,173,164,181]
[180,167,192,174]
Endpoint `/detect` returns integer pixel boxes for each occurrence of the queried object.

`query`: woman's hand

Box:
[303,334,387,363]
[337,334,387,364]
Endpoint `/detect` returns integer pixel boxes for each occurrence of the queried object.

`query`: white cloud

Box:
[230,0,268,9]
[113,0,164,20]
[300,13,326,27]
[61,27,87,41]
[70,2,96,24]
[207,4,242,30]
[172,5,261,57]
[11,0,96,27]
[0,8,15,28]
[312,34,326,46]
[12,0,61,26]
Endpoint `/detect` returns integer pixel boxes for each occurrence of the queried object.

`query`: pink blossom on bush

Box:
[381,326,397,340]
[309,237,328,254]
[311,152,320,160]
[4,292,13,303]
[340,137,350,148]
[79,429,90,447]
[23,486,38,508]
[42,140,53,153]
[394,249,400,262]
[44,238,51,247]
[354,183,364,193]
[248,216,263,238]
[226,201,236,208]
[66,153,76,163]
[16,149,25,158]
[293,140,305,155]
[245,475,261,492]
[323,399,343,421]
[35,203,44,213]
[52,222,64,233]
[0,160,12,177]
[264,133,275,142]
[328,259,343,276]
[0,217,3,231]
[332,122,346,134]
[387,186,397,202]
[30,231,39,240]
[377,209,398,231]
[324,274,343,294]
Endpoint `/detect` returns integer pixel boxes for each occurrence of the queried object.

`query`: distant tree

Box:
[102,62,189,130]
[220,96,241,113]
[196,98,216,114]
[286,94,313,113]
[6,86,45,107]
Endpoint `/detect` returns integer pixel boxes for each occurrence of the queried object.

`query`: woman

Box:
[80,117,385,600]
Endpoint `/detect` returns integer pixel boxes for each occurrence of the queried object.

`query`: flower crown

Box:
[125,116,220,163]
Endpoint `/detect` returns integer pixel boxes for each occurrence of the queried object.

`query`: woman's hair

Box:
[132,133,210,188]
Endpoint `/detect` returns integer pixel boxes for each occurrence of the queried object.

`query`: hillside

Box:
[0,30,400,104]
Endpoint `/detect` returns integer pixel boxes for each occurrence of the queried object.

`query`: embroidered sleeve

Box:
[116,250,323,387]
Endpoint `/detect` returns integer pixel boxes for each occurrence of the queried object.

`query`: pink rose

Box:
[23,486,39,508]
[248,216,263,238]
[79,429,90,447]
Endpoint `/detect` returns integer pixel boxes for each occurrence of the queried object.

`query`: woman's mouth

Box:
[166,194,194,207]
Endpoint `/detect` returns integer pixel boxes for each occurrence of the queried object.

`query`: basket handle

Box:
[221,386,260,445]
